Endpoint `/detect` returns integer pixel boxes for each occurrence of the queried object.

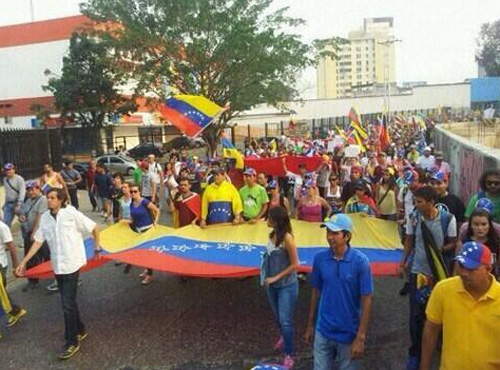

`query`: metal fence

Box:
[0,127,62,181]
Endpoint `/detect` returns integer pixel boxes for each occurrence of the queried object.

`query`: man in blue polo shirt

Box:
[304,213,373,370]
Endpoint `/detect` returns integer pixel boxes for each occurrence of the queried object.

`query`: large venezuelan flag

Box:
[159,95,225,137]
[25,215,403,279]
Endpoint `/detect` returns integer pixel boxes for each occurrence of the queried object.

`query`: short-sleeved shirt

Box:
[94,173,113,198]
[130,198,153,230]
[466,193,500,223]
[406,211,457,275]
[239,184,269,219]
[426,276,500,370]
[309,247,374,344]
[20,195,48,238]
[60,168,81,189]
[437,193,465,224]
[0,221,13,268]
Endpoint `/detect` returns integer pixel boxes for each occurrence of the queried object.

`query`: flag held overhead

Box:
[159,95,225,137]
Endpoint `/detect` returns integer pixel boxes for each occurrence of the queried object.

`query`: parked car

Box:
[96,155,137,175]
[163,136,206,152]
[72,163,89,190]
[126,143,163,159]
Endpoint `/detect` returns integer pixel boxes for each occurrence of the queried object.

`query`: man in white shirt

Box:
[0,219,26,329]
[147,154,163,205]
[16,188,100,360]
[416,147,435,172]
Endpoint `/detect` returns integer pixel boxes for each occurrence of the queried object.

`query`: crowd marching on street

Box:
[1,113,500,370]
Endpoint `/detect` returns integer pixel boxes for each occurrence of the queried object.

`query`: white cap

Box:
[424,146,431,151]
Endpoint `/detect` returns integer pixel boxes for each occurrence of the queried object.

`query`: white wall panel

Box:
[0,40,69,99]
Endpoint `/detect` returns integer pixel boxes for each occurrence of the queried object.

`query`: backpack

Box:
[409,208,453,240]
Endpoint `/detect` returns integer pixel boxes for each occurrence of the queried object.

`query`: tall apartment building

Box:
[317,17,397,99]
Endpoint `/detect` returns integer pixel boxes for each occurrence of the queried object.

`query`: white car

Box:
[96,155,138,175]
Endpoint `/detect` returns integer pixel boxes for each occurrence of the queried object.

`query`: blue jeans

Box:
[2,202,16,227]
[313,331,359,370]
[266,281,298,355]
[55,270,85,347]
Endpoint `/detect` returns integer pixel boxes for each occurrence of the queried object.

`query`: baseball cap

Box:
[434,151,444,159]
[424,146,431,152]
[303,179,315,188]
[3,163,14,170]
[321,214,352,232]
[475,198,494,214]
[243,167,257,176]
[430,171,446,182]
[351,165,363,174]
[267,180,278,189]
[455,242,492,269]
[403,170,419,184]
[26,180,39,189]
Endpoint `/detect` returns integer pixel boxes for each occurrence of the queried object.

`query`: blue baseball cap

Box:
[455,242,492,269]
[475,198,494,214]
[3,163,14,170]
[267,180,278,189]
[243,167,257,176]
[430,171,446,182]
[403,170,419,184]
[26,180,39,189]
[321,214,352,232]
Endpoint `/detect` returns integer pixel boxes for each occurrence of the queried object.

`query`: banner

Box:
[25,215,403,279]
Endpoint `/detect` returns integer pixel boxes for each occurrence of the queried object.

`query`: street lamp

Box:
[378,37,401,122]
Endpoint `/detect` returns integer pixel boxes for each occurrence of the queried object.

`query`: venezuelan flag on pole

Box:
[379,113,390,151]
[348,107,368,140]
[159,95,226,137]
[222,136,244,169]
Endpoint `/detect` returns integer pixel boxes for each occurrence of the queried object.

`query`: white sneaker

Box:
[46,281,59,291]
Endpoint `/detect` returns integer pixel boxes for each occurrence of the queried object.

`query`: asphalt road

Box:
[0,190,421,370]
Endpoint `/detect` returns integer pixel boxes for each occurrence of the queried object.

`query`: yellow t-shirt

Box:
[426,276,500,370]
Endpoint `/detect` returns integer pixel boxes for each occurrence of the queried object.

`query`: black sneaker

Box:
[399,282,410,296]
[57,343,80,360]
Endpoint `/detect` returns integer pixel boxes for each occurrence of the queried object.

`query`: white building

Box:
[317,17,397,99]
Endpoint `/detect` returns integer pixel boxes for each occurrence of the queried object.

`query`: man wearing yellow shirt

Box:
[421,242,500,370]
[200,166,243,228]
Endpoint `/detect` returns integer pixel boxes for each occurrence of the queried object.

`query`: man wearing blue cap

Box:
[421,242,500,370]
[304,214,373,370]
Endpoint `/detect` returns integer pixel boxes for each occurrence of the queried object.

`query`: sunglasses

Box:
[329,177,338,181]
[130,190,139,193]
[486,181,500,186]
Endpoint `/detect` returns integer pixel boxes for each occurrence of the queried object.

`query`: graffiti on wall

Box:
[458,148,484,203]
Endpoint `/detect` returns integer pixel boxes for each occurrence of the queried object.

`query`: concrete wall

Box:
[434,124,500,203]
[233,82,470,127]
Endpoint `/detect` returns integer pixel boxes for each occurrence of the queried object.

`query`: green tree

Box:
[81,0,343,154]
[476,20,500,77]
[44,32,137,129]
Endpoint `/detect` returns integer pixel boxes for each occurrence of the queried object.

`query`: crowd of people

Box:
[1,118,500,369]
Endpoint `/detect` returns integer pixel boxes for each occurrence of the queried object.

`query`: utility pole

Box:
[378,37,401,122]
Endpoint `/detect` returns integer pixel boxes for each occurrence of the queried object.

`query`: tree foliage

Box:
[81,0,343,153]
[43,32,137,129]
[476,20,500,77]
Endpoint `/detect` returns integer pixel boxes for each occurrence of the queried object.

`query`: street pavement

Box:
[0,190,425,370]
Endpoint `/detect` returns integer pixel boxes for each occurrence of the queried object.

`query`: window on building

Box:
[3,117,13,125]
[356,54,361,58]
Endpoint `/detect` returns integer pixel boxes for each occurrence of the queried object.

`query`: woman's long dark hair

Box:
[466,209,500,253]
[268,206,293,247]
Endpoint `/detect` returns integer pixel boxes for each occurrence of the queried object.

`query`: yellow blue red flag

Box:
[159,95,225,137]
[222,137,244,169]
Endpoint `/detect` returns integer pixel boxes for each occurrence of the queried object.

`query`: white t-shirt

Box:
[0,221,13,268]
[34,206,96,275]
[416,155,436,171]
[397,186,415,221]
[148,162,162,185]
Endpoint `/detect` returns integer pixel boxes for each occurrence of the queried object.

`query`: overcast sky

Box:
[2,0,500,97]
